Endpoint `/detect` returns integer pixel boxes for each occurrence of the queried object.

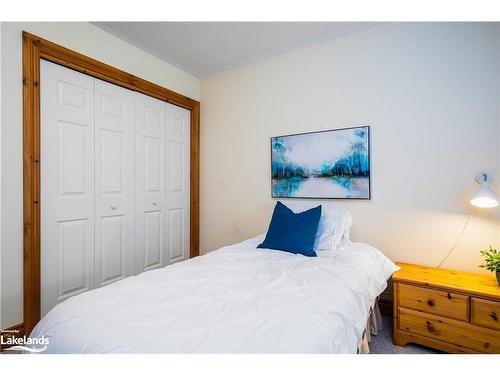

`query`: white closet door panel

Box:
[165,103,190,263]
[135,92,166,273]
[144,210,162,269]
[57,220,90,297]
[95,79,136,287]
[41,60,95,316]
[99,215,125,284]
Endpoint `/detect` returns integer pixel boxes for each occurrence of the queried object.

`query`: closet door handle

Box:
[110,204,117,210]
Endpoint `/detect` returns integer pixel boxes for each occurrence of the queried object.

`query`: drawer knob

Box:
[427,299,435,307]
[426,321,437,334]
[490,311,498,322]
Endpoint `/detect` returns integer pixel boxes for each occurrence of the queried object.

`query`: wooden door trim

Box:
[22,31,200,335]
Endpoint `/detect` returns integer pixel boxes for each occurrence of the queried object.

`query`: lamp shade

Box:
[470,172,499,208]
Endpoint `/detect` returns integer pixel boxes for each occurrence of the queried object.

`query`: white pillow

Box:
[282,201,352,252]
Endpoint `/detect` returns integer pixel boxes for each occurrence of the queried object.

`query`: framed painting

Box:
[271,126,370,199]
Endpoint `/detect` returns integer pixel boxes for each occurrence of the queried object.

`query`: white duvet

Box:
[30,236,398,354]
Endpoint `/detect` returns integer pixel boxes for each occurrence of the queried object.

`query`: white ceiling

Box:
[92,22,381,78]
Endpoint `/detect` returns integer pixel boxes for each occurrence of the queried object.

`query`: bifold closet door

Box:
[165,103,190,263]
[135,92,167,272]
[41,60,96,316]
[94,79,136,287]
[135,97,191,269]
[41,60,191,316]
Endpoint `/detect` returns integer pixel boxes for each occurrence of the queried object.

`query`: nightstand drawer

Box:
[399,307,500,354]
[398,283,469,321]
[471,297,500,331]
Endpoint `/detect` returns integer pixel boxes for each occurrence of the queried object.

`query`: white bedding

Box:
[30,236,398,353]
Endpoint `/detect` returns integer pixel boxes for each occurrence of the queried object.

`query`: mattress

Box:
[30,235,398,353]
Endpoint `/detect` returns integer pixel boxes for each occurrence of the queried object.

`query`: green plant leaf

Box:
[479,246,500,272]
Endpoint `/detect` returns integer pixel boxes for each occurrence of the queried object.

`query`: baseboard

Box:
[1,323,25,352]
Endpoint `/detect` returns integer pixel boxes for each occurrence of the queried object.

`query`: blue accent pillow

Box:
[257,201,321,257]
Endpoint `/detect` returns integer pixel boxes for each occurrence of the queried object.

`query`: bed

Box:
[30,235,398,353]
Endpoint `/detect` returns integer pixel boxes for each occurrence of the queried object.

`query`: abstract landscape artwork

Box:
[271,126,370,199]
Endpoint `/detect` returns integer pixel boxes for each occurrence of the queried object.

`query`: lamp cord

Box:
[436,213,473,268]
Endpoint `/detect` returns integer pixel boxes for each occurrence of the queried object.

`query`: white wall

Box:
[200,23,500,275]
[0,22,3,329]
[0,22,199,329]
[498,24,500,251]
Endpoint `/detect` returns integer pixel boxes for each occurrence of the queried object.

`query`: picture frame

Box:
[270,126,371,199]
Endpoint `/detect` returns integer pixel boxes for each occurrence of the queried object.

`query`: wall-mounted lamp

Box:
[438,172,498,268]
[470,172,499,208]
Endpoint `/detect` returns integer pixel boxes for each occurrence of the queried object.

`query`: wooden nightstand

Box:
[393,262,500,353]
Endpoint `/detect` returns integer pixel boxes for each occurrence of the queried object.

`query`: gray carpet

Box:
[369,315,441,354]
